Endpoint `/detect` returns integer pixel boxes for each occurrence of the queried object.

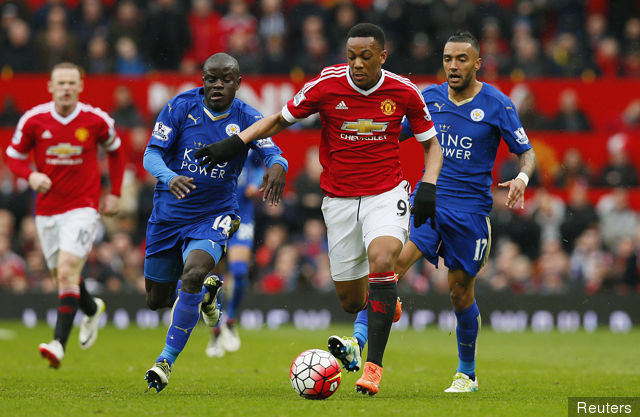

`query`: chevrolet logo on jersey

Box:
[341,119,388,135]
[46,143,82,158]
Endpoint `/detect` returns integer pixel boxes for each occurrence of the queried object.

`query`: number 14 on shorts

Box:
[212,215,240,237]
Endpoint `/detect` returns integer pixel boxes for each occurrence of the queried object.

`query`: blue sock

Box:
[168,280,182,307]
[157,289,204,365]
[455,300,480,380]
[227,261,249,321]
[353,309,368,351]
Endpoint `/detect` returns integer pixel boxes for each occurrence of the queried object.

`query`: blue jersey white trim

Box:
[145,88,284,223]
[403,82,532,216]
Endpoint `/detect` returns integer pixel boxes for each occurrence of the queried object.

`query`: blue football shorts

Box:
[409,206,491,278]
[143,213,236,283]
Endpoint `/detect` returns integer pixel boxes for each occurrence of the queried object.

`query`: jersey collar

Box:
[201,97,233,121]
[447,82,484,107]
[50,102,81,125]
[346,68,385,96]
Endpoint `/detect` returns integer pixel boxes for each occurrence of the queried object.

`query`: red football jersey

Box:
[5,102,122,215]
[283,64,436,197]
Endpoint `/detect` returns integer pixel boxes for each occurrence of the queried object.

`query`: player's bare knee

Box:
[55,270,77,288]
[449,291,462,307]
[336,292,364,314]
[450,288,473,310]
[342,300,364,314]
[368,253,395,273]
[181,266,208,292]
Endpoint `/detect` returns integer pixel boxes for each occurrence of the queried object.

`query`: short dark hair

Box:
[51,62,82,77]
[347,23,385,49]
[446,31,479,53]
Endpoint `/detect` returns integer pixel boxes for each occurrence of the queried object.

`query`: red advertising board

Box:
[1,74,639,131]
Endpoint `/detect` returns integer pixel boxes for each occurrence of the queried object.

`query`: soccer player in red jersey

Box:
[195,23,443,395]
[5,62,125,368]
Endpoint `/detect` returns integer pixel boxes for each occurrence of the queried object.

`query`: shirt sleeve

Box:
[405,85,437,142]
[281,73,323,123]
[498,96,533,155]
[250,136,285,163]
[148,98,184,151]
[93,107,121,152]
[143,145,178,185]
[5,113,36,179]
[262,154,288,172]
[242,105,287,170]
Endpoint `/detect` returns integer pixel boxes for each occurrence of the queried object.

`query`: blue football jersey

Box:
[236,149,264,221]
[403,82,532,216]
[147,88,282,223]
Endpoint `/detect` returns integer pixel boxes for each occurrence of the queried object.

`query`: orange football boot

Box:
[355,362,383,396]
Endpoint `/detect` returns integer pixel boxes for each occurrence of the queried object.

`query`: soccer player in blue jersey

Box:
[141,53,288,392]
[345,31,537,392]
[205,150,264,357]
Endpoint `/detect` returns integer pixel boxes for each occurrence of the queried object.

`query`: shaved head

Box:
[204,53,240,77]
[202,53,241,111]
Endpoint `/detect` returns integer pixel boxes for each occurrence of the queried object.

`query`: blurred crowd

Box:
[1,0,640,79]
[1,0,640,298]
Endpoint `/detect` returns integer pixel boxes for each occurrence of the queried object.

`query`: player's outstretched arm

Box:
[239,113,293,144]
[195,113,293,171]
[498,148,536,209]
[260,163,286,206]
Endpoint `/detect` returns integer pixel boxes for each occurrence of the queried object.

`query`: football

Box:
[290,349,342,399]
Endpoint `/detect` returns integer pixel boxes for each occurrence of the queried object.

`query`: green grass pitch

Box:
[1,321,638,417]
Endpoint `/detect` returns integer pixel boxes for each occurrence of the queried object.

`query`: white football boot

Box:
[327,335,362,372]
[38,340,64,368]
[145,359,172,392]
[79,298,106,349]
[205,333,225,358]
[201,275,223,327]
[444,372,479,392]
[220,322,241,352]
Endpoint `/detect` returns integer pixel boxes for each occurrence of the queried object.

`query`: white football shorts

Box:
[321,180,410,282]
[35,207,99,270]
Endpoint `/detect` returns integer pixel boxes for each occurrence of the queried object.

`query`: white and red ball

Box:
[290,349,342,399]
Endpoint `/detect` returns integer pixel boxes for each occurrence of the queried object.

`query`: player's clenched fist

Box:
[413,182,436,229]
[28,172,52,193]
[194,134,246,172]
